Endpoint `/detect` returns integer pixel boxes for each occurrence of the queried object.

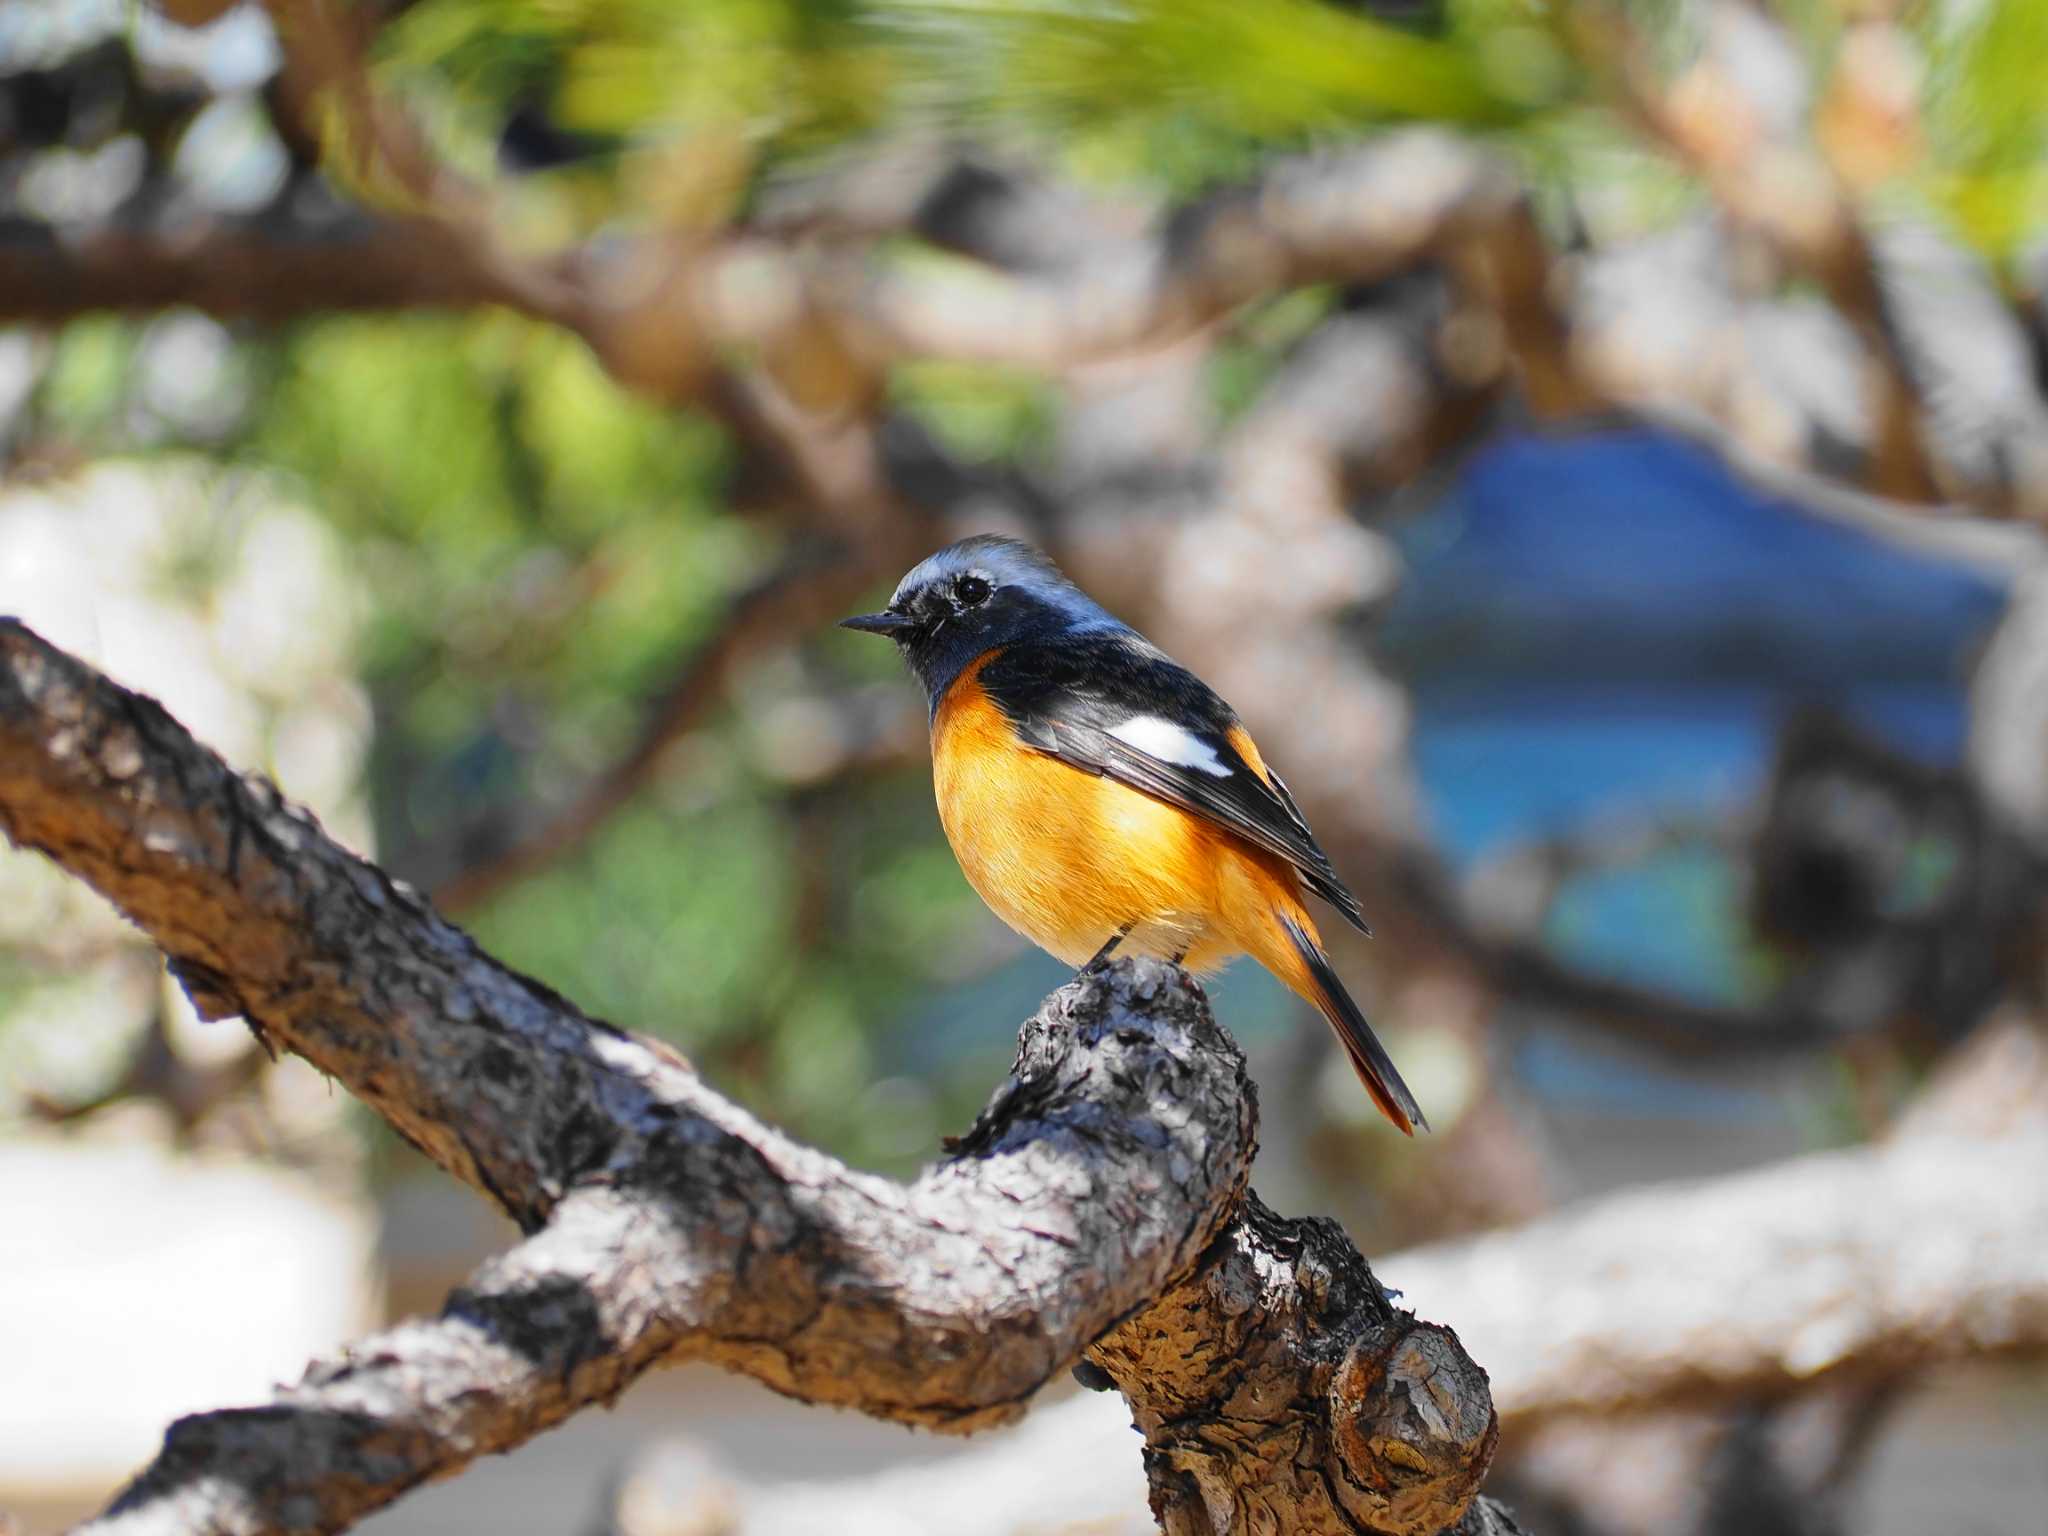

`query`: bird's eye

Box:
[954,574,993,608]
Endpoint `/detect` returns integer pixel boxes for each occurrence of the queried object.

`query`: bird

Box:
[841,534,1426,1135]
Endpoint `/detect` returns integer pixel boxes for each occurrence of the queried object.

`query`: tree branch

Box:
[0,620,1509,1535]
[1381,1016,2048,1431]
[1093,1192,1501,1535]
[0,214,530,320]
[14,54,2048,521]
[0,616,1252,1397]
[606,1018,2048,1535]
[834,134,1522,370]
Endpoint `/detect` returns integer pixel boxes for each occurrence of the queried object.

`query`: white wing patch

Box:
[1108,715,1235,778]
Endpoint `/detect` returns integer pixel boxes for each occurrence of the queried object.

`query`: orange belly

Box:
[931,658,1304,972]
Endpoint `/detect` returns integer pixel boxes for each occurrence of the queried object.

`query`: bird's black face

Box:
[839,567,993,643]
[843,535,1117,709]
[840,565,1017,704]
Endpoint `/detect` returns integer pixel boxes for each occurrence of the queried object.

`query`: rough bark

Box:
[589,1389,1532,1536]
[1093,1193,1500,1536]
[590,1016,2047,1535]
[0,619,1509,1535]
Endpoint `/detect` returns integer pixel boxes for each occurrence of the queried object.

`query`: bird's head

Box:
[841,535,1128,706]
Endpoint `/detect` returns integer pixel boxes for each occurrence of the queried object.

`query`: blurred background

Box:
[3,0,2047,1532]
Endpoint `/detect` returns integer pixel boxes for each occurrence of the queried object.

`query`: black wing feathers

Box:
[981,636,1370,934]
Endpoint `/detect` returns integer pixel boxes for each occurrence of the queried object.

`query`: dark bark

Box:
[0,210,530,321]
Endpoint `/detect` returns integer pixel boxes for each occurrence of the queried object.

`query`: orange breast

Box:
[930,654,1307,971]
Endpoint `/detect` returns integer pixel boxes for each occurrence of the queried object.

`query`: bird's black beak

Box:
[839,610,916,637]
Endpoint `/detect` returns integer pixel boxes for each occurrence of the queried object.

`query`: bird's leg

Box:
[1083,922,1135,973]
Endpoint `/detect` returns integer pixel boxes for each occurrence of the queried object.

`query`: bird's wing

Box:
[978,637,1370,934]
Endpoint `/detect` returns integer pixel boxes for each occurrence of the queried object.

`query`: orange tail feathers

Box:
[1274,910,1427,1136]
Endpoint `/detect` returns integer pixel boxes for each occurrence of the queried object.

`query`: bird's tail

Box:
[1274,910,1427,1136]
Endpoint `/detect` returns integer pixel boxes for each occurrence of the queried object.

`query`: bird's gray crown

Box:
[892,535,1125,635]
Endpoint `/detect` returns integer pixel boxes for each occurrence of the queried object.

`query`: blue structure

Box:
[1384,428,2008,1021]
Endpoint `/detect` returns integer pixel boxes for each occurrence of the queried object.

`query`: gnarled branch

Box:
[0,620,1512,1535]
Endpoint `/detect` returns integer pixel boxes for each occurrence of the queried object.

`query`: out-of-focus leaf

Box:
[879,0,1523,138]
[1917,0,2048,260]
